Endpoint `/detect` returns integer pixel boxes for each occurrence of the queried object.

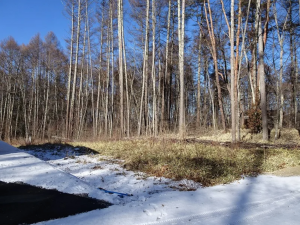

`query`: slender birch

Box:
[118,0,124,136]
[178,0,186,138]
[151,0,157,136]
[69,0,81,138]
[66,0,74,138]
[230,0,235,142]
[138,0,150,136]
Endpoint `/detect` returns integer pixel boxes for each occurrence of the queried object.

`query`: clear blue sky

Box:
[0,0,68,47]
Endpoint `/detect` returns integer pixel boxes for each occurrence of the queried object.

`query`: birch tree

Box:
[178,0,186,138]
[69,0,82,138]
[118,0,124,136]
[138,0,150,136]
[230,0,236,142]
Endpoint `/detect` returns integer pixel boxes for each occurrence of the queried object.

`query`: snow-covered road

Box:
[1,141,300,225]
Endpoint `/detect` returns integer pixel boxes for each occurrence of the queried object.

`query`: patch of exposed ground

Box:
[265,166,300,177]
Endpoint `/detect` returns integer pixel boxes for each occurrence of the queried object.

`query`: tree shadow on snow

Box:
[19,143,99,161]
[224,148,265,225]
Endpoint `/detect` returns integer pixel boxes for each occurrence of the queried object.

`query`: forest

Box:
[0,0,299,142]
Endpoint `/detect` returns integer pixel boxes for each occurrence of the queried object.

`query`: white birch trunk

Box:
[66,0,74,138]
[138,0,150,136]
[151,0,157,136]
[69,0,81,138]
[118,0,124,136]
[230,0,236,142]
[178,0,186,138]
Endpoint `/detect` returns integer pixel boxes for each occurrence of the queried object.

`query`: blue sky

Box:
[0,0,68,47]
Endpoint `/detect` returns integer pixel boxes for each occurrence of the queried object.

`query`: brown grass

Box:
[196,128,300,144]
[72,139,300,187]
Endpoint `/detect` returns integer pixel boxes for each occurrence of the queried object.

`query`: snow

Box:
[1,141,300,225]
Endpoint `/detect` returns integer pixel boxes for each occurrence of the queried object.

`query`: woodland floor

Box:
[2,140,300,225]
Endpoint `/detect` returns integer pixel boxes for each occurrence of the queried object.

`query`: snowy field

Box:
[1,141,300,224]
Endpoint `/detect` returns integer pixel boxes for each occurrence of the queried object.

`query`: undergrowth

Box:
[72,139,300,187]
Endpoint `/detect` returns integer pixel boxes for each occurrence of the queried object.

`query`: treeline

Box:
[0,0,299,142]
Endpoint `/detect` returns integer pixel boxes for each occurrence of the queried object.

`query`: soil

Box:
[265,166,300,177]
[0,181,111,225]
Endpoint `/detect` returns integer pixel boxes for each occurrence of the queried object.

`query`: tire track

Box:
[139,192,300,225]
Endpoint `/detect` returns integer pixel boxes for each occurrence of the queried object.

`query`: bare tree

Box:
[204,0,226,131]
[257,0,268,140]
[178,0,186,138]
[69,0,82,138]
[138,0,150,136]
[230,0,236,142]
[64,0,75,139]
[118,0,124,137]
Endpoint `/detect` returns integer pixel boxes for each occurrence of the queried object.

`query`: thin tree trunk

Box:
[86,1,95,138]
[69,0,81,138]
[206,59,216,129]
[66,0,74,138]
[151,0,157,136]
[42,70,50,139]
[235,0,242,141]
[178,0,186,138]
[230,0,236,142]
[121,2,130,137]
[110,14,115,137]
[274,2,289,129]
[204,0,226,130]
[118,0,124,137]
[96,9,104,137]
[197,27,202,128]
[138,0,150,136]
[105,3,112,136]
[295,59,298,127]
[162,0,171,133]
[77,11,87,139]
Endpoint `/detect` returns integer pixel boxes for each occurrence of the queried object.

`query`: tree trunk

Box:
[118,0,124,137]
[274,2,289,129]
[69,0,81,138]
[152,0,157,136]
[257,0,268,141]
[161,0,171,133]
[66,0,74,138]
[197,27,202,128]
[121,2,130,137]
[204,0,226,130]
[178,0,186,138]
[230,0,236,142]
[138,0,150,136]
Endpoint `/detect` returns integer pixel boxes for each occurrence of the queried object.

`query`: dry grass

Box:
[72,139,300,187]
[197,128,300,144]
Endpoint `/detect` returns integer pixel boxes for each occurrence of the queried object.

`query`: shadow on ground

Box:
[0,181,112,225]
[19,143,99,160]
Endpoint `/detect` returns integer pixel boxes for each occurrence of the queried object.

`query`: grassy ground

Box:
[72,139,300,187]
[196,128,300,144]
